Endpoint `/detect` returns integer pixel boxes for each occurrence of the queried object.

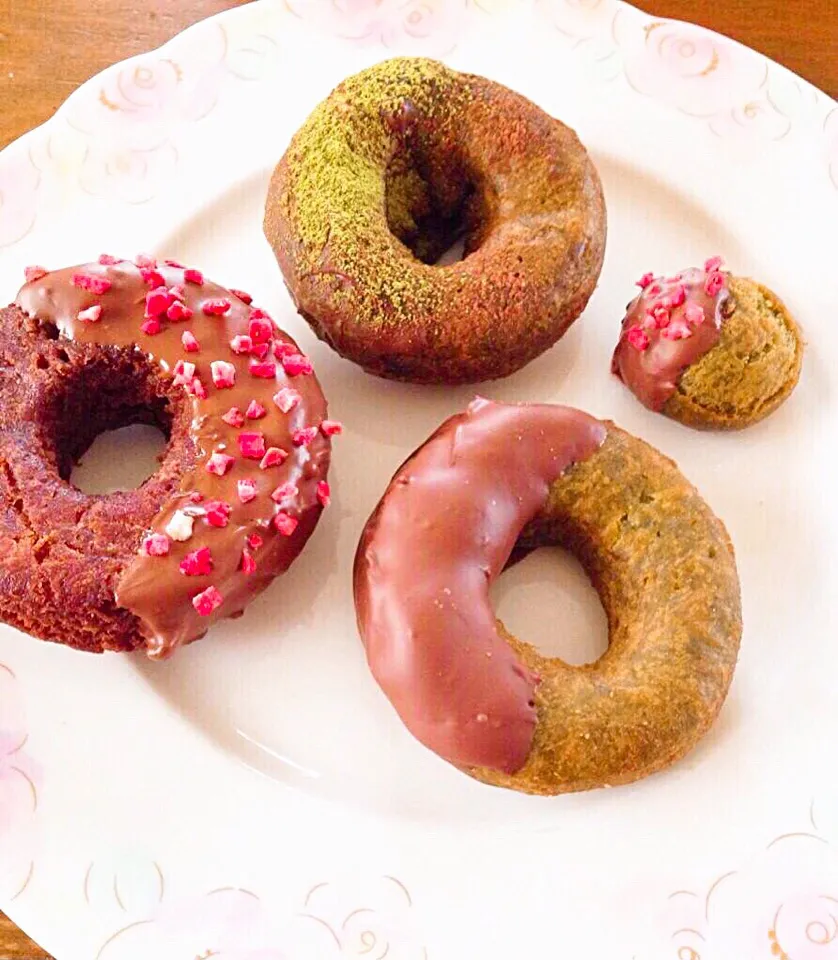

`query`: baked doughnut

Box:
[264,57,606,385]
[354,398,741,795]
[612,257,803,429]
[2,257,335,659]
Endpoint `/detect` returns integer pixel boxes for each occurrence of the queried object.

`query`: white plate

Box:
[1,2,837,957]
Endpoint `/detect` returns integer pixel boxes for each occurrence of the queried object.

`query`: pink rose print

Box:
[615,16,768,120]
[641,810,838,959]
[96,875,425,960]
[536,0,619,43]
[97,887,286,960]
[0,663,38,901]
[58,26,227,205]
[826,109,838,190]
[0,146,40,249]
[285,0,466,56]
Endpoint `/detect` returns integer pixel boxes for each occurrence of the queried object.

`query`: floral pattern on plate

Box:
[95,874,426,960]
[0,663,38,902]
[643,804,838,959]
[283,0,470,55]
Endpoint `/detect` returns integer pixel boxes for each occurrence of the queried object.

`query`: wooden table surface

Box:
[0,0,835,956]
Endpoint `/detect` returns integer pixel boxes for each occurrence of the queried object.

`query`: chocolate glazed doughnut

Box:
[264,57,606,385]
[1,258,334,659]
[354,399,742,795]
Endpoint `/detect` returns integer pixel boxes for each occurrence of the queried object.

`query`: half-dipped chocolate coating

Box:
[16,260,331,658]
[353,398,606,774]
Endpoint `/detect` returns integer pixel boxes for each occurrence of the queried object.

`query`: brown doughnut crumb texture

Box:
[264,57,606,385]
[469,425,742,795]
[666,277,804,429]
[0,306,181,653]
[1,260,332,657]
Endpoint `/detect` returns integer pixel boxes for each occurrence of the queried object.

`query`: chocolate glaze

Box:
[353,398,606,775]
[611,267,731,411]
[17,260,330,659]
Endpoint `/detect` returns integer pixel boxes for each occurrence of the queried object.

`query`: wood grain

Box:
[0,0,835,956]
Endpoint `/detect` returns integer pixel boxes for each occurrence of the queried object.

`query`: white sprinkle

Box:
[165,510,194,541]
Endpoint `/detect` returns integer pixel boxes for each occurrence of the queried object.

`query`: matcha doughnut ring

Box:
[264,58,606,385]
[354,399,742,795]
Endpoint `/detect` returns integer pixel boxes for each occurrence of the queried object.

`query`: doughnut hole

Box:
[492,546,609,666]
[384,124,493,265]
[29,341,194,495]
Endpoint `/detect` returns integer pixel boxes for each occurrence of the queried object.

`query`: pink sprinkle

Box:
[248,316,273,344]
[141,317,162,336]
[247,532,264,550]
[140,268,166,289]
[274,512,299,537]
[240,549,257,575]
[192,585,223,616]
[651,304,670,329]
[230,335,253,355]
[259,447,288,470]
[142,533,170,557]
[272,340,296,359]
[249,360,276,379]
[271,481,298,503]
[293,427,318,447]
[282,353,313,377]
[626,326,650,351]
[250,342,270,360]
[24,265,48,283]
[180,546,213,576]
[238,479,258,503]
[684,302,705,326]
[317,481,331,507]
[705,271,726,297]
[77,304,102,323]
[98,254,122,266]
[245,400,266,420]
[647,283,663,298]
[167,300,193,322]
[207,452,235,476]
[71,272,112,295]
[641,312,657,331]
[204,500,232,528]
[667,283,686,308]
[222,406,245,427]
[189,377,208,400]
[231,288,253,305]
[238,431,266,460]
[636,271,655,289]
[662,318,692,340]
[164,258,185,268]
[273,387,301,413]
[146,286,173,316]
[135,253,157,269]
[203,298,232,316]
[320,419,342,437]
[169,284,186,300]
[211,360,237,389]
[181,330,200,352]
[190,492,204,504]
[704,255,724,273]
[173,360,196,386]
[184,268,204,285]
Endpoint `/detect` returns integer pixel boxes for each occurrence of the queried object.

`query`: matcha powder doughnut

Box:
[264,57,606,385]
